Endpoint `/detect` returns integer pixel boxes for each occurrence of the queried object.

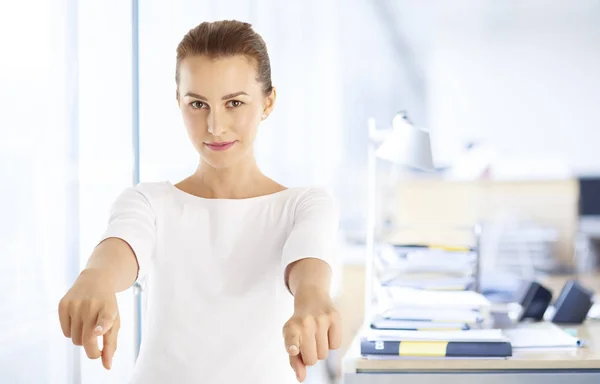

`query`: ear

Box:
[176,89,181,109]
[262,86,277,119]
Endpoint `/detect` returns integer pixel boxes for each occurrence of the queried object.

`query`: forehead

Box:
[178,55,260,94]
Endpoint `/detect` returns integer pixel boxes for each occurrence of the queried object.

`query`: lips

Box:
[204,141,237,151]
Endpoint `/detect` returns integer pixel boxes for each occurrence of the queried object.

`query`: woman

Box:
[58,20,341,383]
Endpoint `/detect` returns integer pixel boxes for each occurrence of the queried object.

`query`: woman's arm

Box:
[84,237,140,292]
[285,257,332,297]
[57,238,137,371]
[280,188,341,382]
[283,258,342,383]
[59,186,156,370]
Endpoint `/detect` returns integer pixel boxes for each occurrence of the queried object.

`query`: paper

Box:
[588,303,600,320]
[365,328,507,342]
[364,355,506,360]
[382,277,474,291]
[381,308,484,324]
[379,247,476,274]
[404,250,476,264]
[371,318,469,331]
[382,287,491,311]
[503,322,580,349]
[384,263,475,275]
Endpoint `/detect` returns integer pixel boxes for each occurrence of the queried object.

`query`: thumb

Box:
[94,304,117,337]
[283,321,301,356]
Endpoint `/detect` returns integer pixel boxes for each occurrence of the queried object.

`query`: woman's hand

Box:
[58,268,121,370]
[282,286,342,382]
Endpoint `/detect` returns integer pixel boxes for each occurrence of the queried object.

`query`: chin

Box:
[200,152,242,169]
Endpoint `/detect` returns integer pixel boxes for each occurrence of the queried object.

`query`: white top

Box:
[99,181,339,384]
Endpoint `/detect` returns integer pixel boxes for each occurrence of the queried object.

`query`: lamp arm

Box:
[364,120,378,326]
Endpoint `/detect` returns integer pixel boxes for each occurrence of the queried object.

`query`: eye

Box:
[226,100,244,108]
[190,101,207,109]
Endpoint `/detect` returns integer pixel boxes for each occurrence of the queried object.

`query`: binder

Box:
[360,339,512,357]
[361,328,512,357]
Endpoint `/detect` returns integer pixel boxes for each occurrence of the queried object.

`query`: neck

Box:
[191,154,266,199]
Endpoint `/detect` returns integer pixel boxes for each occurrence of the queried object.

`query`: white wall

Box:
[427,1,600,176]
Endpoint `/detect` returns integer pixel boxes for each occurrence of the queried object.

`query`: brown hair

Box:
[175,20,273,97]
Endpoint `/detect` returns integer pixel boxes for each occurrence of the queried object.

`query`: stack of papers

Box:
[370,288,492,333]
[377,245,478,288]
[379,287,492,314]
[369,243,489,342]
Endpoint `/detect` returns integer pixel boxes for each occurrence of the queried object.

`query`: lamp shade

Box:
[375,113,434,171]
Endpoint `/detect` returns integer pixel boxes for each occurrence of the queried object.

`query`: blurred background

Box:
[1,0,599,383]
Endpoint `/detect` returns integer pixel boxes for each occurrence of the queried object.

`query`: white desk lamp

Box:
[364,111,434,325]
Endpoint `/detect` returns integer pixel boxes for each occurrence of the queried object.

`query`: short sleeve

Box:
[281,188,339,277]
[99,186,156,284]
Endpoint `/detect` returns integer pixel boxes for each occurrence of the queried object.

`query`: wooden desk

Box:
[342,275,600,384]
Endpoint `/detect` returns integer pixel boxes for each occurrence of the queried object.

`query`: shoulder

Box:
[291,186,335,204]
[113,181,173,208]
[286,186,339,220]
[133,181,172,198]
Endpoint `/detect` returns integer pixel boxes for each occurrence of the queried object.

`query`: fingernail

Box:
[288,345,299,354]
[94,325,103,335]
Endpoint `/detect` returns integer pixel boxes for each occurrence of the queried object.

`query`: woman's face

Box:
[177,55,275,169]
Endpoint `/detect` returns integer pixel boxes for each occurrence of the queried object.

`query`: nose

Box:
[207,110,225,137]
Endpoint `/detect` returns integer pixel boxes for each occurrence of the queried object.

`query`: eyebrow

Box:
[184,91,249,100]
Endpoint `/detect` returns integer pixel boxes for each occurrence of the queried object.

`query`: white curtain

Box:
[77,0,138,383]
[0,0,76,382]
[0,1,137,383]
